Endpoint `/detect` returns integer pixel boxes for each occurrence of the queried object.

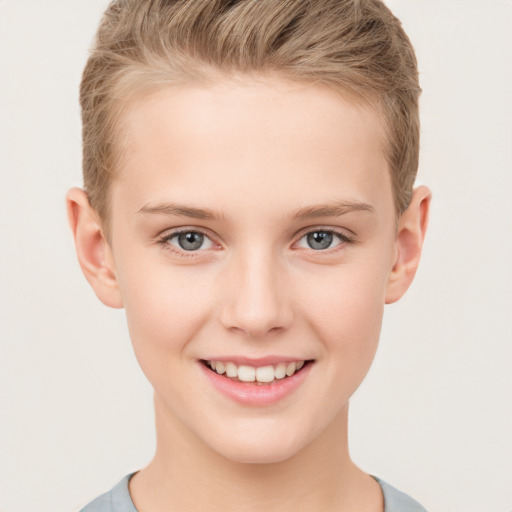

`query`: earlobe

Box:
[385,185,431,304]
[66,187,123,309]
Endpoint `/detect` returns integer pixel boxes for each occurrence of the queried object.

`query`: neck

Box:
[130,395,382,512]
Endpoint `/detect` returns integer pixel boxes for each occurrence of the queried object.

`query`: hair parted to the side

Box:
[80,0,421,229]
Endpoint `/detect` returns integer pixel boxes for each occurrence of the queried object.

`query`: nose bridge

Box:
[220,244,292,337]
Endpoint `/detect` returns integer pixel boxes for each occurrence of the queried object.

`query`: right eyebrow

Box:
[137,202,220,220]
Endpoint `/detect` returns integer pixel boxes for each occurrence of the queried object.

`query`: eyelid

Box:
[155,225,355,258]
[293,225,355,242]
[157,226,222,256]
[292,226,356,252]
[158,225,217,241]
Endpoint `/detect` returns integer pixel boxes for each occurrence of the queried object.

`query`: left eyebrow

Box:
[291,201,375,220]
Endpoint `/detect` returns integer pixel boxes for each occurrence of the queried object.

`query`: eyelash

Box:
[157,227,355,258]
[294,227,355,253]
[157,228,217,259]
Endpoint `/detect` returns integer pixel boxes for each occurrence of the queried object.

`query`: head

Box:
[80,0,422,232]
[68,0,430,465]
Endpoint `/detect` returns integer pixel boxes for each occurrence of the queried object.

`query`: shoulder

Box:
[79,473,425,512]
[80,474,137,512]
[374,477,428,512]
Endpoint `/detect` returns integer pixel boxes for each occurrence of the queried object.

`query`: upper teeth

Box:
[208,360,305,383]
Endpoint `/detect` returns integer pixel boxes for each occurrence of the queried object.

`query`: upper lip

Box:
[200,356,314,366]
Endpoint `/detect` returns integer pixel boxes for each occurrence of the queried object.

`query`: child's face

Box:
[102,79,403,463]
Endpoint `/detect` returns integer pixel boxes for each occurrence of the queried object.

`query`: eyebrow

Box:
[137,200,375,221]
[291,201,375,220]
[138,202,218,220]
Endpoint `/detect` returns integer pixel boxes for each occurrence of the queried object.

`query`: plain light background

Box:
[0,1,511,511]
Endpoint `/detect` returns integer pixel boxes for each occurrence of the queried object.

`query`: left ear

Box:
[385,185,431,304]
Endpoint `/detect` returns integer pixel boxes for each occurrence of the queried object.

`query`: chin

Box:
[204,421,309,465]
[218,443,300,465]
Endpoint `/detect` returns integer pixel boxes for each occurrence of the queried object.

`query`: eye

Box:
[296,230,348,251]
[165,230,215,251]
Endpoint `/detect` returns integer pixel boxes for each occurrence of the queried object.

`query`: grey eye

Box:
[306,231,333,250]
[169,231,213,251]
[297,230,343,251]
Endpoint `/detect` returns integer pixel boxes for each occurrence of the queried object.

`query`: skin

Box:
[68,77,430,511]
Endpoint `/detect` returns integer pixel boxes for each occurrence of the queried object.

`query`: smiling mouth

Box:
[201,359,313,385]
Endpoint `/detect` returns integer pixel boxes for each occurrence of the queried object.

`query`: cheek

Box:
[115,259,214,381]
[313,282,383,356]
[300,259,389,382]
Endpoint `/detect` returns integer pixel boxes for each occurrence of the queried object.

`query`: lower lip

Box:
[199,362,313,406]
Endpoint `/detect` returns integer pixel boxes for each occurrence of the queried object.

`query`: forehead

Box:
[113,78,393,220]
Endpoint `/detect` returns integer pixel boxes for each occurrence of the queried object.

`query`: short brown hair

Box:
[80,0,421,226]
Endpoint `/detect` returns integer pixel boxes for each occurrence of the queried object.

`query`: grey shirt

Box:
[80,473,427,511]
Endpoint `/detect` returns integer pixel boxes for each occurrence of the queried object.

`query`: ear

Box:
[385,185,431,304]
[66,188,123,308]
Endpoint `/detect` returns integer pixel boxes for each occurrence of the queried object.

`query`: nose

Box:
[219,248,293,338]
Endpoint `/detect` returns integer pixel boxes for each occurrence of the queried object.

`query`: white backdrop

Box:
[0,1,510,511]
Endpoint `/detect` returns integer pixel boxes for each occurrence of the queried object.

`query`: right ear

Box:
[66,188,123,308]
